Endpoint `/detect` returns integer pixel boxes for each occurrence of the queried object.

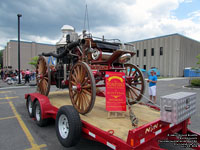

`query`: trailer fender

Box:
[25,93,58,120]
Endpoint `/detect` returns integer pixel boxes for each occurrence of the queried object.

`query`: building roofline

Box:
[10,40,55,46]
[128,33,200,44]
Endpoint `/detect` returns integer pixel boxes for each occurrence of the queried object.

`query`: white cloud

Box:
[1,0,200,50]
[88,0,200,42]
[25,35,58,45]
[184,0,192,3]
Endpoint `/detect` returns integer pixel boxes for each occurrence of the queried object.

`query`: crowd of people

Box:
[0,68,36,83]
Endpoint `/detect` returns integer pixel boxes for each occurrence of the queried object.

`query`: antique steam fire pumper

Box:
[36,25,145,115]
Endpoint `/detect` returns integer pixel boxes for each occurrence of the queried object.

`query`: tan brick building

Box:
[128,34,200,77]
[3,40,56,70]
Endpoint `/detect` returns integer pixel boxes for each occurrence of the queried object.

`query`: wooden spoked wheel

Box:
[69,62,96,115]
[123,64,145,105]
[36,56,51,96]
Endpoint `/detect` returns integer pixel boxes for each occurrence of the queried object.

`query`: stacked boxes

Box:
[160,92,196,124]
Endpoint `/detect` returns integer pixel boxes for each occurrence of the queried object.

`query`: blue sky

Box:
[173,0,200,19]
[0,0,200,50]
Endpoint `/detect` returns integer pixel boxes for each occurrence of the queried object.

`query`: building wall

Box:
[179,36,200,76]
[129,34,181,77]
[128,34,200,77]
[3,40,56,71]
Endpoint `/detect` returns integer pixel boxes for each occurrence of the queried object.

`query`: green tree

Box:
[29,56,39,68]
[196,54,200,66]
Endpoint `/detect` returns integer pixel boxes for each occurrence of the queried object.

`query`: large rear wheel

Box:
[69,62,96,115]
[123,64,145,104]
[36,56,51,96]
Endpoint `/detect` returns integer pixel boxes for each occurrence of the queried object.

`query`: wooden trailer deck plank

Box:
[48,90,160,141]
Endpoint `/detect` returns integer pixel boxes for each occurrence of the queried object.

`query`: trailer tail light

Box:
[130,139,134,146]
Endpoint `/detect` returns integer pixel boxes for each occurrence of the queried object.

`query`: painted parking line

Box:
[0,116,16,120]
[0,96,19,100]
[5,96,47,150]
[0,86,30,90]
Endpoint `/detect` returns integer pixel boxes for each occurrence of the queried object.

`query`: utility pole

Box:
[17,14,22,84]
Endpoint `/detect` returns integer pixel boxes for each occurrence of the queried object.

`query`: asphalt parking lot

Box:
[0,78,199,150]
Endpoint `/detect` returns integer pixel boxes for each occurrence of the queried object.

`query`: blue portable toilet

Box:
[184,67,191,77]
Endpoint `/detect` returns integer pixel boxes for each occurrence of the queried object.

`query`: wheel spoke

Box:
[72,74,78,83]
[44,77,48,80]
[76,66,81,82]
[129,90,135,102]
[77,95,81,109]
[72,91,77,98]
[82,84,91,89]
[132,71,136,78]
[82,92,89,107]
[125,67,128,75]
[82,76,89,85]
[70,81,76,86]
[131,86,141,92]
[80,69,86,83]
[80,95,84,111]
[74,93,79,104]
[74,67,78,80]
[129,88,138,97]
[83,89,92,96]
[129,66,133,76]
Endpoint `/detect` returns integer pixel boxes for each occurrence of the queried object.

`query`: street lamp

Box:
[17,14,22,84]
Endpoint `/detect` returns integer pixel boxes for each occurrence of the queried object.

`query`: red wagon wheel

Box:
[69,62,96,115]
[123,64,145,104]
[36,56,51,96]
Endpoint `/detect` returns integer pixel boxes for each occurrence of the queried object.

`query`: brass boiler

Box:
[91,48,131,63]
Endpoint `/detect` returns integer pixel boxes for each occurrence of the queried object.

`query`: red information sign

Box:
[105,71,126,111]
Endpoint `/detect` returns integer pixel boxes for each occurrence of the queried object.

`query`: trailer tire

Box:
[26,96,34,118]
[56,105,82,147]
[33,100,48,127]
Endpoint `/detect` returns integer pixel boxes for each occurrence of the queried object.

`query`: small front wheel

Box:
[33,101,48,127]
[56,105,82,147]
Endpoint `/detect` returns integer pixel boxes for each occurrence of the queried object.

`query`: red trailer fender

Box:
[25,93,58,120]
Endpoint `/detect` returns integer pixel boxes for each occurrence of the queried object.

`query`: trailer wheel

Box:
[26,96,34,118]
[34,101,48,127]
[56,105,82,147]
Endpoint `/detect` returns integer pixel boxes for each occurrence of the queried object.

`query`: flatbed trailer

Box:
[25,90,200,150]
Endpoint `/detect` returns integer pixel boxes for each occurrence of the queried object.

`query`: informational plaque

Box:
[105,72,126,111]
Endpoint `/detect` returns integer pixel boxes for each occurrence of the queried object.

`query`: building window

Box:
[143,65,146,70]
[144,49,146,57]
[151,48,154,56]
[136,50,139,57]
[160,47,163,55]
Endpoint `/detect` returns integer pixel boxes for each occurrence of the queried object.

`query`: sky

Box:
[0,0,200,50]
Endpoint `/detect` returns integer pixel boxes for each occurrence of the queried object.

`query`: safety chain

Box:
[126,97,138,128]
[126,84,161,128]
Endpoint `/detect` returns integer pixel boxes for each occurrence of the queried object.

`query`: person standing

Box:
[0,69,3,80]
[25,69,30,84]
[147,70,157,103]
